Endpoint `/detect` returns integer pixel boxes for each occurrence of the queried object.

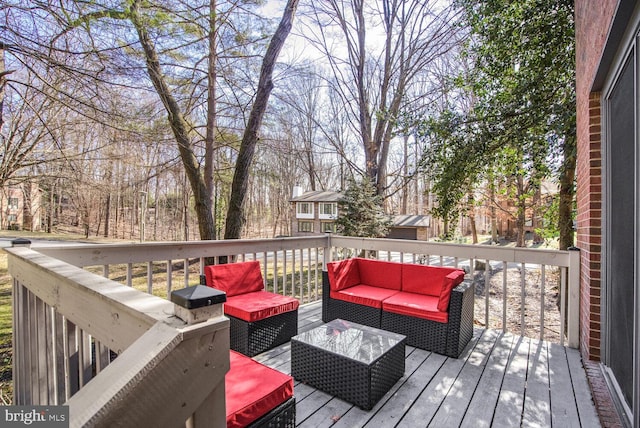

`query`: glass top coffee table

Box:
[291,319,406,410]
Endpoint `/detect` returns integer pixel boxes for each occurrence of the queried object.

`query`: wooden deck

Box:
[254,301,601,428]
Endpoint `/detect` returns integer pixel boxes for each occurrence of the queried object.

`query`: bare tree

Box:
[303,0,462,198]
[224,0,300,239]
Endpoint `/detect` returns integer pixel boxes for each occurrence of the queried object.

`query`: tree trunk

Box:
[558,133,576,250]
[224,0,299,239]
[204,0,217,239]
[131,0,216,241]
[103,193,110,238]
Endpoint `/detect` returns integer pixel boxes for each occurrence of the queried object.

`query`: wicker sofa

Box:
[322,257,474,358]
[204,261,299,357]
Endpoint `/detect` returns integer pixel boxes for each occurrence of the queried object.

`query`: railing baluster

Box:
[314,247,320,300]
[102,265,109,278]
[95,341,107,374]
[65,319,78,399]
[283,250,288,296]
[540,265,546,341]
[484,259,490,330]
[521,262,526,337]
[78,330,92,388]
[560,267,567,347]
[147,262,153,294]
[273,250,279,294]
[298,248,304,302]
[166,259,172,295]
[28,291,37,404]
[502,261,508,333]
[36,298,49,403]
[184,258,189,287]
[53,310,65,405]
[263,252,268,290]
[126,263,133,287]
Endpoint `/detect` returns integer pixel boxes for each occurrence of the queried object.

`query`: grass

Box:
[0,251,13,403]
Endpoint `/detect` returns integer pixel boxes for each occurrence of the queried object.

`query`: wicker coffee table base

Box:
[291,324,405,410]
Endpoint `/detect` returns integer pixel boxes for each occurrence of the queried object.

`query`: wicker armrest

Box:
[445,279,475,357]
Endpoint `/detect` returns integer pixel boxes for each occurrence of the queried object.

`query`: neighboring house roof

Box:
[290,190,342,202]
[392,215,431,228]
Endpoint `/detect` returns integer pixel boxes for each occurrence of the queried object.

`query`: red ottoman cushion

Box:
[226,350,294,428]
[224,291,299,322]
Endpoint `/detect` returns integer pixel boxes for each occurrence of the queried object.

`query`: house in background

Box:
[388,214,431,240]
[0,181,42,231]
[291,188,435,240]
[576,1,640,426]
[290,188,341,236]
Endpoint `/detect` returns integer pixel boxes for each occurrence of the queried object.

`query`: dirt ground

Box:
[470,261,563,344]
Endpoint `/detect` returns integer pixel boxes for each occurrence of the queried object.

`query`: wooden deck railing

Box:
[33,234,579,347]
[5,234,580,423]
[6,243,229,427]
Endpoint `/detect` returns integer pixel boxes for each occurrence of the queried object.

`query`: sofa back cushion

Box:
[356,258,402,290]
[204,261,264,297]
[327,258,361,291]
[401,265,465,311]
[402,264,458,296]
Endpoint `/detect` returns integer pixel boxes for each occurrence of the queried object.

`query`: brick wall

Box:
[576,92,603,361]
[575,0,617,361]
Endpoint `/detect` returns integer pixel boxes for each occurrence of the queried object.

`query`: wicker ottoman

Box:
[291,319,406,410]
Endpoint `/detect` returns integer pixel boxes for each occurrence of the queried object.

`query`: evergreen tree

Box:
[336,178,391,238]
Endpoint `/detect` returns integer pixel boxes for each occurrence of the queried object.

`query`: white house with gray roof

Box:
[290,188,433,240]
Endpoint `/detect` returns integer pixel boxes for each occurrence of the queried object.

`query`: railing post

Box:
[323,233,333,269]
[567,247,580,348]
[171,285,228,428]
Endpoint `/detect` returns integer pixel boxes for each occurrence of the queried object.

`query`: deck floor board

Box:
[257,301,601,427]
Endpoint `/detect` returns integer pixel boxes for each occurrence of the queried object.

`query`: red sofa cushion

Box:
[401,264,459,296]
[224,291,299,322]
[204,261,264,297]
[331,284,399,308]
[226,350,293,428]
[382,292,448,323]
[327,258,361,291]
[356,258,402,290]
[437,270,465,312]
[401,264,465,312]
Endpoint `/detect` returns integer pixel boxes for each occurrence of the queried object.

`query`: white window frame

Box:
[318,202,337,220]
[296,202,314,219]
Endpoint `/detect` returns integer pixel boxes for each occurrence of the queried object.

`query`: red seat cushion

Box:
[382,291,449,323]
[226,350,294,428]
[204,261,264,297]
[224,291,299,322]
[356,258,402,290]
[327,258,361,291]
[331,284,399,308]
